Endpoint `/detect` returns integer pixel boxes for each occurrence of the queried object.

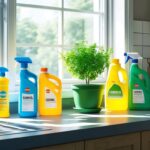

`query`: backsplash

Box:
[133,20,150,72]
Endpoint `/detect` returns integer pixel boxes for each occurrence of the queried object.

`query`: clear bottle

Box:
[39,68,62,115]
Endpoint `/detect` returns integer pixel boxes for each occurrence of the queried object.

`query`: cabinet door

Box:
[32,141,84,150]
[142,131,150,150]
[85,133,140,150]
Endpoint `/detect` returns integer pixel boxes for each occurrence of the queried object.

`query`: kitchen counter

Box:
[1,109,150,149]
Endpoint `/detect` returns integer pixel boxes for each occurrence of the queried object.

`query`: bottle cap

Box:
[112,59,119,64]
[41,68,48,73]
[132,59,138,63]
[15,57,32,68]
[0,67,8,77]
[124,52,142,64]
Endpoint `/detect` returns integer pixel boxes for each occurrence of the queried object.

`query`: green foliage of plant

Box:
[62,41,112,84]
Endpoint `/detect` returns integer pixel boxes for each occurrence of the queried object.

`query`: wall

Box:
[134,0,150,21]
[133,0,150,72]
[133,21,150,72]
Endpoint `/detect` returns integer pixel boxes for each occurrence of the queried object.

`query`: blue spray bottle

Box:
[15,57,37,117]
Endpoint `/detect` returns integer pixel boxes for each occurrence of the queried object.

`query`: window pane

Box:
[62,65,72,79]
[15,0,107,83]
[16,7,60,45]
[17,0,61,7]
[16,47,58,76]
[62,47,74,79]
[64,0,100,12]
[64,12,100,46]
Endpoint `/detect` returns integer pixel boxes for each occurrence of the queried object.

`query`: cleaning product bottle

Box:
[105,59,128,111]
[147,58,150,76]
[0,67,9,117]
[15,57,37,117]
[124,52,150,110]
[39,68,62,115]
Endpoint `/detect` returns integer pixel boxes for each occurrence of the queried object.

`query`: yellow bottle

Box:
[105,59,128,111]
[39,68,62,116]
[0,67,9,117]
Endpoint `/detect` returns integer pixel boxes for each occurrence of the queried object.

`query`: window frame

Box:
[14,0,108,90]
[2,0,16,92]
[0,0,3,66]
[0,0,133,94]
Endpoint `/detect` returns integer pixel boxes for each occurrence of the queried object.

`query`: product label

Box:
[45,88,56,108]
[133,89,144,103]
[22,94,34,111]
[0,91,7,99]
[0,91,7,110]
[108,84,123,98]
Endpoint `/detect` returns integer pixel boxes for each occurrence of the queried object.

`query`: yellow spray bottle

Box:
[39,68,62,116]
[105,59,128,111]
[0,67,9,117]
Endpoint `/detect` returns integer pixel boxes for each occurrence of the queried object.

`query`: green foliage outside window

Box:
[16,0,101,76]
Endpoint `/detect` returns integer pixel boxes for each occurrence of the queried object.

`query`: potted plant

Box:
[62,41,112,113]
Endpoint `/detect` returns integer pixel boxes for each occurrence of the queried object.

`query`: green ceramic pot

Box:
[72,84,104,113]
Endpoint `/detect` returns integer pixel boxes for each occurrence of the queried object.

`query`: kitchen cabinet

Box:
[33,141,84,150]
[85,133,140,150]
[33,133,141,150]
[142,131,150,150]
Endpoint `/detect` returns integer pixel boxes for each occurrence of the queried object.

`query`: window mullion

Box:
[17,3,101,15]
[0,0,3,66]
[107,0,113,49]
[103,0,108,48]
[4,0,16,91]
[58,0,64,79]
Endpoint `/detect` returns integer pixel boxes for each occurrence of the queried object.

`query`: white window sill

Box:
[62,89,73,98]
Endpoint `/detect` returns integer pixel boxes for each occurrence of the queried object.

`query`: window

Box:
[16,0,107,88]
[0,0,3,65]
[0,0,132,92]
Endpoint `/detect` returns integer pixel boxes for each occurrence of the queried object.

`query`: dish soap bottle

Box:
[0,67,9,117]
[124,52,150,110]
[105,59,128,111]
[39,68,62,115]
[15,57,37,117]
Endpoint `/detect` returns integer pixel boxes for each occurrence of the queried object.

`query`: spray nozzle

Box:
[15,57,32,68]
[0,67,8,77]
[124,52,142,64]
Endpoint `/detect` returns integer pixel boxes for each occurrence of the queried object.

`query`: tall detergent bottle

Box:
[105,59,128,111]
[0,67,9,117]
[15,57,37,117]
[124,52,150,110]
[39,68,62,115]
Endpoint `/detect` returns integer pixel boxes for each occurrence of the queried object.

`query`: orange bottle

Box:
[39,68,62,115]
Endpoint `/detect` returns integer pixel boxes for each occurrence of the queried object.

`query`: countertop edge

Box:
[1,119,150,150]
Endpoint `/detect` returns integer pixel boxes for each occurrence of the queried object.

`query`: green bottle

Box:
[125,52,150,110]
